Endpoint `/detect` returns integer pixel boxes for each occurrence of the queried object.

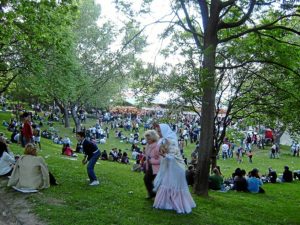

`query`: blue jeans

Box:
[87,150,100,182]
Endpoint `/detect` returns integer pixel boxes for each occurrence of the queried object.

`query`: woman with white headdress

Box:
[153,124,196,214]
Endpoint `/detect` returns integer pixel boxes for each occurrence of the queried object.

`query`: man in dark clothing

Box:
[282,166,293,182]
[76,131,101,186]
[267,168,277,183]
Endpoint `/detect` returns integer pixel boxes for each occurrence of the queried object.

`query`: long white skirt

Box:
[153,155,196,214]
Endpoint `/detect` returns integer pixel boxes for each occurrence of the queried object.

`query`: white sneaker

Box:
[89,180,99,186]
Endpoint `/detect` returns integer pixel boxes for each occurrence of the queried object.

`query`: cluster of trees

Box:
[1,0,147,130]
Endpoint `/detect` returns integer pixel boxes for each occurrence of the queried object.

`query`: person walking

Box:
[153,124,196,214]
[76,131,101,186]
[143,130,160,199]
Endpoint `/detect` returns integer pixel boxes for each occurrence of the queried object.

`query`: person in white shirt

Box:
[131,149,139,160]
[221,143,229,160]
[0,138,15,176]
[62,136,71,145]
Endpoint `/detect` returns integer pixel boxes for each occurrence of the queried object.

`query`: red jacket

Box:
[23,122,33,140]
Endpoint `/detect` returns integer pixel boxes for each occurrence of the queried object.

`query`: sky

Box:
[94,0,178,104]
[94,0,180,65]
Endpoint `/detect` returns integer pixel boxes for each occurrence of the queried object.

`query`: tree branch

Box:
[179,0,203,50]
[221,0,236,8]
[219,14,300,43]
[196,0,209,31]
[256,31,300,48]
[218,0,256,30]
[215,59,300,77]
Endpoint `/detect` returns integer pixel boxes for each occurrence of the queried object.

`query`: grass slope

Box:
[0,112,299,225]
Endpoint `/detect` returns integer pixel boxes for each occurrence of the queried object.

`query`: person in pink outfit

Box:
[143,130,160,199]
[153,124,196,214]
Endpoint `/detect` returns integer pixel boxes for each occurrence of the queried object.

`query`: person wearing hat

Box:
[282,166,293,182]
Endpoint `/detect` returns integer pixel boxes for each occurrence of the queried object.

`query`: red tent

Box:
[265,129,273,139]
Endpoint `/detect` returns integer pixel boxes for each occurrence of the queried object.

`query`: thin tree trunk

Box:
[63,107,70,128]
[71,106,81,132]
[54,99,70,128]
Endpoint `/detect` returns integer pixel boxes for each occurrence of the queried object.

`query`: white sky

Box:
[94,0,179,104]
[94,0,183,65]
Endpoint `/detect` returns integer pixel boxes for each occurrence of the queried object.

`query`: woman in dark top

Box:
[233,169,248,192]
[101,150,108,160]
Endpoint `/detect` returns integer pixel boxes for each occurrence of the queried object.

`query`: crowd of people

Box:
[1,108,300,215]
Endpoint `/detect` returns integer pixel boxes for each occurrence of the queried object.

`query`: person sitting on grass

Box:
[62,144,77,157]
[208,167,224,191]
[120,152,130,164]
[267,167,277,183]
[8,143,57,191]
[0,137,16,177]
[282,166,293,182]
[233,168,248,192]
[186,165,195,186]
[117,149,123,161]
[101,150,108,160]
[132,159,142,172]
[294,170,300,180]
[247,168,265,193]
[131,149,139,160]
[109,148,118,161]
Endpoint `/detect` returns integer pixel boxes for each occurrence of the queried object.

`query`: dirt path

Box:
[0,178,45,225]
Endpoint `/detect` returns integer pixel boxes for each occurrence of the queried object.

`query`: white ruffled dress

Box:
[153,151,196,214]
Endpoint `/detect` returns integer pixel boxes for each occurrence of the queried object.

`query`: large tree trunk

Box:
[193,1,220,197]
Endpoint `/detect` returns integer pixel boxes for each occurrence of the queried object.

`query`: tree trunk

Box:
[54,99,70,128]
[63,107,70,128]
[211,144,218,171]
[274,126,286,145]
[71,106,81,132]
[193,2,220,197]
[194,46,217,195]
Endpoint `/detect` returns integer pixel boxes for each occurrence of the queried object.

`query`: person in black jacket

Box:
[76,132,101,186]
[282,166,293,182]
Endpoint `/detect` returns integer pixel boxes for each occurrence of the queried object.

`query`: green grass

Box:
[1,111,300,225]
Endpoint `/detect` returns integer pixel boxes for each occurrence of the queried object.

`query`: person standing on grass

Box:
[143,130,160,199]
[153,124,196,214]
[247,150,253,163]
[32,124,41,150]
[22,112,33,147]
[76,131,101,186]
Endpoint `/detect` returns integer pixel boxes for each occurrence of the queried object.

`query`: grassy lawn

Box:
[1,111,300,225]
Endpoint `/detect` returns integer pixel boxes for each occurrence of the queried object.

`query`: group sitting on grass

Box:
[0,140,58,192]
[184,162,299,194]
[206,165,297,193]
[101,148,130,164]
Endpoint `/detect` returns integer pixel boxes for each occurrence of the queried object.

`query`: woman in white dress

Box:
[153,124,196,214]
